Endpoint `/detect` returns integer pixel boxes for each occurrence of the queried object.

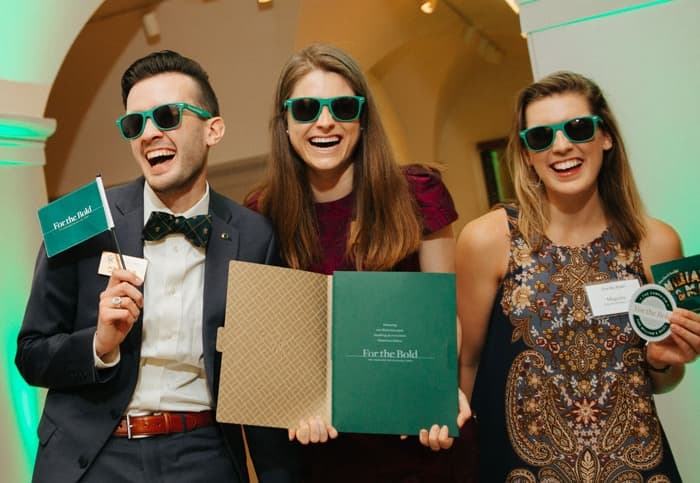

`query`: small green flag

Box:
[37,176,114,257]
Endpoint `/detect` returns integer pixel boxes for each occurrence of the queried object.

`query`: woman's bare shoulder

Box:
[640,216,683,267]
[458,207,510,249]
[457,207,511,282]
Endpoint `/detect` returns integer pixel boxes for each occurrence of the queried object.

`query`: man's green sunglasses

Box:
[116,102,212,140]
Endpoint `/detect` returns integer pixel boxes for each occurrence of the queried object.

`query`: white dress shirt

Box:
[95,182,213,414]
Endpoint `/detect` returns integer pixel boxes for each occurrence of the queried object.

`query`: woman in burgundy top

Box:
[245,43,477,482]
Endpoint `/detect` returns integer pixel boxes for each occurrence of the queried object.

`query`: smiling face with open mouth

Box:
[525,92,612,203]
[286,69,361,200]
[125,72,222,212]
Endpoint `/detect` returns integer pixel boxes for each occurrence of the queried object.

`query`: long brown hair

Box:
[506,71,645,249]
[248,43,421,270]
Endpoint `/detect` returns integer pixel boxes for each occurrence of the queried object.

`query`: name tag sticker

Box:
[98,251,148,280]
[585,279,640,317]
[628,284,675,342]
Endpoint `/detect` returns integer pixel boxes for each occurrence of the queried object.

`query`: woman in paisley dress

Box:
[245,43,476,482]
[456,71,700,482]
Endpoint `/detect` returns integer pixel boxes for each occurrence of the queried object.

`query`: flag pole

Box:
[110,228,127,270]
[96,175,126,270]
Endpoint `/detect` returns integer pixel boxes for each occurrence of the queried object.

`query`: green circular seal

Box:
[628,283,675,341]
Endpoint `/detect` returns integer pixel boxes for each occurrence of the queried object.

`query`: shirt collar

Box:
[143,181,210,226]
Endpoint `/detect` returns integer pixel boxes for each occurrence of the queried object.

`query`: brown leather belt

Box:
[113,411,215,438]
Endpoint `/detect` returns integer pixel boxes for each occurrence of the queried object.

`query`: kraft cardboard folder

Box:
[215,261,458,435]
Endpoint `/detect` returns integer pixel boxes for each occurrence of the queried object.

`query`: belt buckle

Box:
[126,413,134,440]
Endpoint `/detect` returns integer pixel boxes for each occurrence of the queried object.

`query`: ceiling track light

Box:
[420,0,438,14]
[142,12,160,41]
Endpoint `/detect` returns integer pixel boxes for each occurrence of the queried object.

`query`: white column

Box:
[0,1,103,479]
[0,86,56,483]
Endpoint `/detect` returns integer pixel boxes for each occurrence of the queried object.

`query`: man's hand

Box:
[95,268,143,358]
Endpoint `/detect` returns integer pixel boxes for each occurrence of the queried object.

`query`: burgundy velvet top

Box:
[309,165,457,274]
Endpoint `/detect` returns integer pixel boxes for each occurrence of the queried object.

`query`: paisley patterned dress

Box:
[472,206,681,482]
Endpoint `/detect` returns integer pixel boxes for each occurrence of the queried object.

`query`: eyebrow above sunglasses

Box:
[116,102,213,140]
[519,115,603,152]
[284,96,366,123]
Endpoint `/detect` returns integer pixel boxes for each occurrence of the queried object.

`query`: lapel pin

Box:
[220,232,230,240]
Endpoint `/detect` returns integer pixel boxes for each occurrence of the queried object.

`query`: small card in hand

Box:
[651,254,700,313]
[98,251,148,280]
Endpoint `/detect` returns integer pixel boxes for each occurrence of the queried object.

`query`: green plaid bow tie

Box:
[143,211,212,248]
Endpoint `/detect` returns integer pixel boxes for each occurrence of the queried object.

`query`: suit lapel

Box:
[203,191,240,394]
[111,178,146,258]
[108,179,146,355]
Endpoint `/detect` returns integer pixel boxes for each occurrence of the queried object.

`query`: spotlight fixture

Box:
[505,0,519,14]
[142,12,160,40]
[420,0,438,14]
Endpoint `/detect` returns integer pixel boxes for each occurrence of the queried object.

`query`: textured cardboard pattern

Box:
[216,261,330,428]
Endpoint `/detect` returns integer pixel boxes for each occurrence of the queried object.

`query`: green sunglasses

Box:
[284,96,365,123]
[116,102,213,140]
[520,115,603,152]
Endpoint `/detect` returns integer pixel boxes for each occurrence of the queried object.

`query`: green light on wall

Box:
[0,160,44,166]
[5,333,40,472]
[0,124,49,140]
[0,116,55,142]
[1,260,41,481]
[490,150,505,203]
[0,114,55,168]
[0,114,54,480]
[527,0,674,34]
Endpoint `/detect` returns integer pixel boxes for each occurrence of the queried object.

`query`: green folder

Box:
[216,262,459,436]
[331,271,458,435]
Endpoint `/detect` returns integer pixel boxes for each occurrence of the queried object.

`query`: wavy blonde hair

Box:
[247,43,421,270]
[506,71,645,249]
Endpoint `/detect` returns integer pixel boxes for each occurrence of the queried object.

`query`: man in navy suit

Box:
[16,50,299,483]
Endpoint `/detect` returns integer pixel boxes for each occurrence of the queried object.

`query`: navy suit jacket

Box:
[16,178,300,483]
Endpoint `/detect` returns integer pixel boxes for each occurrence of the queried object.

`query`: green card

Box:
[651,254,700,313]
